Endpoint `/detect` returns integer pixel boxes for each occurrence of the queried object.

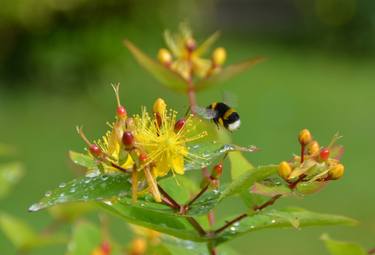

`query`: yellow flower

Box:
[133,99,207,177]
[162,23,222,80]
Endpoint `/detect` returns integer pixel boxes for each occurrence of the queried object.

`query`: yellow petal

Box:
[172,156,184,175]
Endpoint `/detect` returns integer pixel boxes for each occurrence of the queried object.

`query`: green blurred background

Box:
[1,0,374,254]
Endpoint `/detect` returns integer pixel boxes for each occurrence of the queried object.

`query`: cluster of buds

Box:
[278,129,345,189]
[157,23,226,81]
[207,163,223,188]
[90,241,111,255]
[77,85,208,203]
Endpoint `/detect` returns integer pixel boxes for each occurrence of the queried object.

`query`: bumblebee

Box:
[194,102,241,131]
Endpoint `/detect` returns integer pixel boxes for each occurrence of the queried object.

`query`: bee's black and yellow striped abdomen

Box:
[207,102,241,131]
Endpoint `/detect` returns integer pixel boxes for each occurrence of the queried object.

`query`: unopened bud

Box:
[174,118,186,132]
[89,144,102,157]
[185,38,196,52]
[101,241,111,255]
[139,152,148,162]
[153,98,166,116]
[278,161,292,180]
[307,140,320,155]
[212,47,226,66]
[130,238,147,255]
[212,163,223,178]
[298,129,312,145]
[328,164,344,180]
[320,148,330,161]
[157,48,172,65]
[117,105,127,119]
[122,131,134,147]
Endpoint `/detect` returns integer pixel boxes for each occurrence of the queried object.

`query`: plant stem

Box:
[253,194,282,211]
[186,183,209,207]
[157,184,180,209]
[187,79,197,114]
[186,217,206,236]
[214,213,248,234]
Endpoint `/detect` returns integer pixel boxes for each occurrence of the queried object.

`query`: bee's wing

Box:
[222,91,239,108]
[192,106,218,120]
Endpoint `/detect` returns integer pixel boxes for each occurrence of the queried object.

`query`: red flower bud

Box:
[101,241,111,254]
[174,119,186,132]
[117,106,127,118]
[320,148,330,161]
[139,153,148,162]
[122,131,134,147]
[89,144,102,157]
[213,163,223,177]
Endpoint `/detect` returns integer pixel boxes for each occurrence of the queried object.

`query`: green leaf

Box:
[0,212,65,251]
[220,165,278,201]
[195,31,221,57]
[0,162,24,199]
[69,151,97,169]
[195,57,265,91]
[48,203,94,222]
[99,202,205,242]
[66,221,101,255]
[214,208,357,245]
[228,151,254,180]
[321,234,367,255]
[124,39,188,92]
[29,173,222,218]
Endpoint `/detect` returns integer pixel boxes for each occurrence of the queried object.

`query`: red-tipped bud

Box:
[122,131,134,147]
[174,118,186,132]
[89,144,102,157]
[320,148,330,161]
[101,241,111,254]
[139,152,148,162]
[117,106,127,118]
[186,38,196,52]
[212,163,223,178]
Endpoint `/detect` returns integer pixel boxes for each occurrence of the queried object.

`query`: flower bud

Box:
[139,152,148,162]
[185,38,196,52]
[122,131,134,147]
[117,105,127,119]
[89,144,102,157]
[307,140,320,155]
[157,48,172,65]
[153,98,166,116]
[278,161,292,180]
[212,163,223,178]
[298,129,312,145]
[212,47,226,66]
[320,148,330,161]
[101,241,111,255]
[328,164,344,180]
[174,118,186,132]
[130,238,147,255]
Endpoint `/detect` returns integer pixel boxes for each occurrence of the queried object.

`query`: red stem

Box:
[214,213,248,234]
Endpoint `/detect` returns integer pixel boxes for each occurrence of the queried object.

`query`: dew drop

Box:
[230,226,236,232]
[84,178,91,184]
[233,222,240,227]
[118,191,127,197]
[103,200,113,206]
[101,175,109,181]
[86,171,100,178]
[83,194,89,200]
[45,191,52,197]
[213,189,220,195]
[28,202,44,212]
[140,203,145,207]
[250,225,255,229]
[59,182,66,188]
[70,187,76,193]
[271,219,276,224]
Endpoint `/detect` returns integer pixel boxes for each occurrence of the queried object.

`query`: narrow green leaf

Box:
[195,31,221,57]
[124,39,188,92]
[0,162,24,199]
[195,57,265,91]
[321,234,367,255]
[228,151,254,180]
[214,208,357,245]
[66,221,101,255]
[220,165,278,201]
[69,151,97,169]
